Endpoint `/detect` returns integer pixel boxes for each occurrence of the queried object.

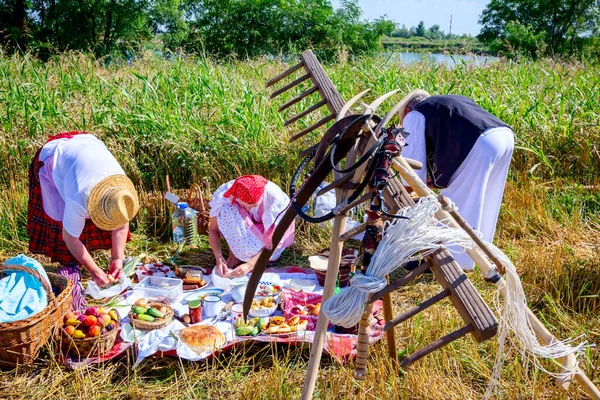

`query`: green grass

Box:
[0,51,599,399]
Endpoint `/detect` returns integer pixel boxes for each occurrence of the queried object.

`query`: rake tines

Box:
[266,51,345,147]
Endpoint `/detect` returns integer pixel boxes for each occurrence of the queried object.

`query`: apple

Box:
[85,306,100,317]
[84,315,97,327]
[77,314,87,324]
[97,313,111,327]
[64,325,76,336]
[88,324,101,337]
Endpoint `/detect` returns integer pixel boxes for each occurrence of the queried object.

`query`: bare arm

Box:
[62,228,109,286]
[226,252,259,278]
[109,223,129,279]
[208,217,228,276]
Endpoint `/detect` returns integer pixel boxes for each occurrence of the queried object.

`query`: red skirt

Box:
[26,142,131,266]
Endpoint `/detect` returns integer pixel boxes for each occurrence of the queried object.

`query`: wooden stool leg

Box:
[354,302,374,380]
[382,291,397,369]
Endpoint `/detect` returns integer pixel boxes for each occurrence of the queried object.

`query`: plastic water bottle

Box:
[172,202,198,245]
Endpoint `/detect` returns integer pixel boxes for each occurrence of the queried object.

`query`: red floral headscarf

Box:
[223,175,268,205]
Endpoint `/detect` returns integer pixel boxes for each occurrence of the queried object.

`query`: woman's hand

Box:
[215,257,229,277]
[89,267,111,287]
[109,258,124,280]
[226,262,253,278]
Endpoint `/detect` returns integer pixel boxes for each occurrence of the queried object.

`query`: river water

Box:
[387,52,499,67]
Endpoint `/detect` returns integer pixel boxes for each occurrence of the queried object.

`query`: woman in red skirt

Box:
[27,131,139,309]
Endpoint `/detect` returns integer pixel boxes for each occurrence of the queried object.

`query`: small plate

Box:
[183,287,224,302]
[256,281,282,298]
[182,274,212,291]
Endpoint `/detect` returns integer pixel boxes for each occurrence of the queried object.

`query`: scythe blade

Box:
[243,115,368,319]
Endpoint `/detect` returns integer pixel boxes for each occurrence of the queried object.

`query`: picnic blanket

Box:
[63,266,385,370]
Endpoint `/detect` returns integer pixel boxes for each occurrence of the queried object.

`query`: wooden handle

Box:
[188,183,206,213]
[353,303,374,380]
[166,175,171,192]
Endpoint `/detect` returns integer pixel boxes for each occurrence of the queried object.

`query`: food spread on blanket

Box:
[180,325,226,354]
[53,257,385,369]
[62,306,120,339]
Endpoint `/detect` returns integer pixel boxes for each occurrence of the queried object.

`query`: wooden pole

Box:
[301,215,347,399]
[392,156,600,399]
[382,284,397,368]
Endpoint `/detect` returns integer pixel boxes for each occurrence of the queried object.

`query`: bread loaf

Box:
[179,325,226,354]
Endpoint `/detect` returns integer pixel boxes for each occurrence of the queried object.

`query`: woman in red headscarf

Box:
[208,175,295,278]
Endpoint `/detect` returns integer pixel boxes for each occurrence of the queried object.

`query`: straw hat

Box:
[88,175,139,231]
[397,89,431,125]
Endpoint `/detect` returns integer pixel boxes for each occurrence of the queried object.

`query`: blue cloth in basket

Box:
[0,254,50,323]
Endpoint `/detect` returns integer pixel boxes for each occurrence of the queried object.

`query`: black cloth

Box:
[414,95,510,188]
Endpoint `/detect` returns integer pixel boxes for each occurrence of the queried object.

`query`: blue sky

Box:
[330,0,490,36]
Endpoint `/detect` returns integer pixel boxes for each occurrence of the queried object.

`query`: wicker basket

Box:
[0,264,74,366]
[187,183,211,235]
[128,302,173,331]
[60,320,120,358]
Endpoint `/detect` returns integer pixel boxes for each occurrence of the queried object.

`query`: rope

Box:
[321,196,589,392]
[322,197,474,327]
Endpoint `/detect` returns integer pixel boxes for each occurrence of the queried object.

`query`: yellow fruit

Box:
[65,318,80,327]
[108,309,119,322]
[73,329,85,339]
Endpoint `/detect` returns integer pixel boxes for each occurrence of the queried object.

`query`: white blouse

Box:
[38,134,125,237]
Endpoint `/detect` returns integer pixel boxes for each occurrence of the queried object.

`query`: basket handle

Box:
[188,183,206,213]
[0,264,57,304]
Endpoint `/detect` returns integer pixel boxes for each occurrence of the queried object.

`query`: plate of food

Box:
[182,270,210,291]
[183,287,224,302]
[256,282,282,298]
[261,315,308,337]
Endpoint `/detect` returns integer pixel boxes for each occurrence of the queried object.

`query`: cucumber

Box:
[235,326,254,336]
[251,326,259,336]
[132,306,147,315]
[258,317,269,330]
[138,313,156,322]
[146,307,165,318]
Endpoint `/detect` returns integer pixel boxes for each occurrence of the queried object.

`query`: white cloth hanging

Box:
[402,111,514,269]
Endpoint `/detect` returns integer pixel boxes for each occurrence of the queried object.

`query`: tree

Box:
[415,20,426,37]
[181,0,391,59]
[478,0,600,56]
[427,24,443,39]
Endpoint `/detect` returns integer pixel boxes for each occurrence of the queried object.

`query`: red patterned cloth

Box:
[223,175,268,205]
[26,144,130,266]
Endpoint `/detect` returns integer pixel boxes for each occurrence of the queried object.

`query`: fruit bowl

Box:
[60,307,121,358]
[128,302,174,331]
